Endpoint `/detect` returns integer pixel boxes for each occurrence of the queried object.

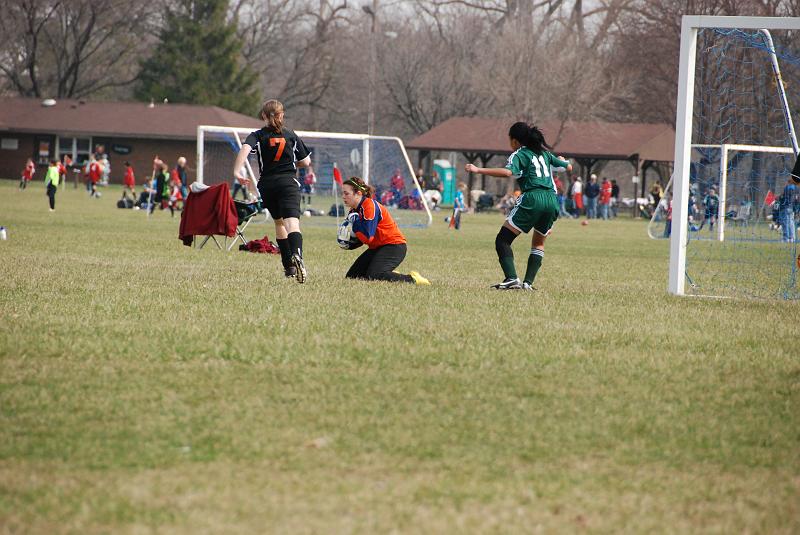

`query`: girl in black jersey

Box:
[234,100,312,283]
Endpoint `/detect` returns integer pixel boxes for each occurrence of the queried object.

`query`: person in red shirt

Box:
[168,172,183,213]
[390,169,404,192]
[19,158,35,190]
[88,155,102,198]
[57,158,67,184]
[599,176,612,220]
[340,176,430,285]
[122,161,136,200]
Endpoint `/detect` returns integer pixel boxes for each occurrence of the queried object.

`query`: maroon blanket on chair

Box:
[178,183,237,246]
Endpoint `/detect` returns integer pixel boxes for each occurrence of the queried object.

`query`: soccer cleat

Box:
[521,282,537,291]
[291,253,306,283]
[284,266,297,278]
[409,270,431,286]
[491,278,521,290]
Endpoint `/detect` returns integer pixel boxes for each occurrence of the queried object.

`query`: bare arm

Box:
[233,144,252,181]
[296,155,311,169]
[465,163,512,178]
[554,155,574,173]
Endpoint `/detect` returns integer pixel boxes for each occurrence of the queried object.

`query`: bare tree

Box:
[234,0,348,122]
[0,0,153,99]
[609,0,800,127]
[378,15,490,134]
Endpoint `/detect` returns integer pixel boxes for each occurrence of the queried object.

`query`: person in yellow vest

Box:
[44,159,60,212]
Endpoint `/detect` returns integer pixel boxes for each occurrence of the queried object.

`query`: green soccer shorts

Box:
[506,189,559,235]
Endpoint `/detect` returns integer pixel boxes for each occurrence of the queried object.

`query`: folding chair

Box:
[196,234,225,249]
[179,182,239,249]
[227,199,265,251]
[731,201,752,226]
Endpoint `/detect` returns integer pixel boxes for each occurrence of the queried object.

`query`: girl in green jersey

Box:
[465,122,572,290]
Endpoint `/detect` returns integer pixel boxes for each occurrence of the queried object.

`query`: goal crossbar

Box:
[196,125,433,226]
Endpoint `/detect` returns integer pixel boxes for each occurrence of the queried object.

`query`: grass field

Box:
[1,180,799,534]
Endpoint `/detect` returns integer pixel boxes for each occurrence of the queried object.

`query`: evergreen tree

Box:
[135,0,259,115]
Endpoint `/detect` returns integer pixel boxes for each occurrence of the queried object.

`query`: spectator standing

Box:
[100,154,110,186]
[150,158,170,215]
[57,158,68,191]
[94,144,108,185]
[123,162,136,200]
[449,182,467,230]
[19,157,35,190]
[232,176,249,201]
[231,161,249,201]
[663,194,673,238]
[571,176,584,217]
[428,170,442,193]
[554,174,570,218]
[88,155,102,198]
[610,179,620,218]
[779,178,797,242]
[64,154,79,189]
[585,174,600,219]
[44,160,59,211]
[299,166,316,206]
[173,157,188,200]
[688,189,699,229]
[650,180,663,207]
[698,187,719,232]
[599,176,612,220]
[61,155,73,185]
[168,163,184,213]
[416,168,426,190]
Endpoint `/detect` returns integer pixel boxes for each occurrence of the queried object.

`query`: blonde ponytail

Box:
[259,99,285,133]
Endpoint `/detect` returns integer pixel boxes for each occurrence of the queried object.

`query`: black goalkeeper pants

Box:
[346,243,413,283]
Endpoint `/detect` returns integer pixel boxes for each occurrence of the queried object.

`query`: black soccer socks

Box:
[495,227,518,280]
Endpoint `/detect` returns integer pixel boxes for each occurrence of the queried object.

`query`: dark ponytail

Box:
[508,121,552,154]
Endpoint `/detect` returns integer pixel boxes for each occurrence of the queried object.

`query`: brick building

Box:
[0,97,262,183]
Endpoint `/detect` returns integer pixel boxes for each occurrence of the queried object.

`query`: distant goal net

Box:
[196,126,432,227]
[670,16,800,300]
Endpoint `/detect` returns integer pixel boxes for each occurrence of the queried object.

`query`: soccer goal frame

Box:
[196,125,433,226]
[669,15,800,297]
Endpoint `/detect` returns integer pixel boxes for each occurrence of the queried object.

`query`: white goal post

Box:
[669,15,800,297]
[196,125,433,226]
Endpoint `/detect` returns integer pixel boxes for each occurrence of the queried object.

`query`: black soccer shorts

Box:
[258,178,302,220]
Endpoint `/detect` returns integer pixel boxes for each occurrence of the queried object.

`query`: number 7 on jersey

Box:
[269,137,286,161]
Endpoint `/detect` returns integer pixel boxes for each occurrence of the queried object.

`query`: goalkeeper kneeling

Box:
[338,177,430,285]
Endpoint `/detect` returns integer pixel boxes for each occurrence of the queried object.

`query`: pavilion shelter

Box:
[407,117,675,208]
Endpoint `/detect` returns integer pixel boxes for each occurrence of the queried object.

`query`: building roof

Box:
[407,117,675,162]
[0,97,263,140]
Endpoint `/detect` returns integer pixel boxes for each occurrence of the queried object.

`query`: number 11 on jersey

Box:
[530,155,549,178]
